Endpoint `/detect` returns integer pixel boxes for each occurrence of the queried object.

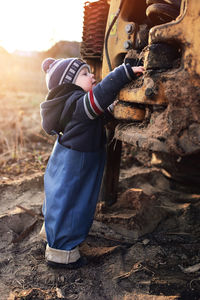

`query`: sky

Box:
[0,0,96,53]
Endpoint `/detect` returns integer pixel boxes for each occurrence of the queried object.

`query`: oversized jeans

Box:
[43,139,106,251]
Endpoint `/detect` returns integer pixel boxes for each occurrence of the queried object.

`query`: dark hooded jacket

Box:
[40,63,137,152]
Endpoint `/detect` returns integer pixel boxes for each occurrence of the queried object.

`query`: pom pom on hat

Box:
[42,58,55,73]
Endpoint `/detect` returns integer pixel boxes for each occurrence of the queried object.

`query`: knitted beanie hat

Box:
[42,57,90,90]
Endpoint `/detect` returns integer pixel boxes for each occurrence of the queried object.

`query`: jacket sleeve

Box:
[74,63,137,121]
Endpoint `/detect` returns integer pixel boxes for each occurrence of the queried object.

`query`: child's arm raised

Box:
[82,64,144,120]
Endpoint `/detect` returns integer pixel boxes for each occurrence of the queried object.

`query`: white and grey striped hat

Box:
[42,57,90,90]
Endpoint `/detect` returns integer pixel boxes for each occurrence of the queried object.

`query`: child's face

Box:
[75,67,96,92]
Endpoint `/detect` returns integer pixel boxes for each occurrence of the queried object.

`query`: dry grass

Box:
[0,52,55,183]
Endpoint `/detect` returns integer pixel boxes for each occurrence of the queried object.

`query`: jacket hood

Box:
[40,83,83,135]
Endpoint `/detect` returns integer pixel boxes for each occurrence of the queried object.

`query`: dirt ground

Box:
[1,149,200,300]
[0,69,200,299]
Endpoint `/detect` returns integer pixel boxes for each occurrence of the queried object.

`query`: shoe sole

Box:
[47,256,88,269]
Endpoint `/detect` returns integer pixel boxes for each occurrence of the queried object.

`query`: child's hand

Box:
[132,66,145,77]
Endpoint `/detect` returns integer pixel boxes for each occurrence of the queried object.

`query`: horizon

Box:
[0,39,81,55]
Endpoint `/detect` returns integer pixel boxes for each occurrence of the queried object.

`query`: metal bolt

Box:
[145,88,155,99]
[124,40,133,50]
[125,23,135,34]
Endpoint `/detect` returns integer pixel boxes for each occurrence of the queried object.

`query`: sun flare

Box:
[0,0,91,53]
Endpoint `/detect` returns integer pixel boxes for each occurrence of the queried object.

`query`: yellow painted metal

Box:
[102,0,145,121]
[142,0,200,104]
[101,0,168,121]
[102,0,200,121]
[149,0,200,78]
[102,0,132,77]
[114,102,145,121]
[118,77,168,105]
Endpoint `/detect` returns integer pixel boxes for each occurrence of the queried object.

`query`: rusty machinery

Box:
[81,0,200,203]
[81,0,109,81]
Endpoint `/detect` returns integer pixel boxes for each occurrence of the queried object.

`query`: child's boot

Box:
[45,245,87,269]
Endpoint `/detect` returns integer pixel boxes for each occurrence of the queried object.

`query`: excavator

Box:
[81,0,200,239]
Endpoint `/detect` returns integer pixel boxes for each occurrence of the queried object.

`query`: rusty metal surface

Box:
[118,75,168,106]
[146,0,181,26]
[81,0,109,59]
[114,102,145,121]
[101,0,200,156]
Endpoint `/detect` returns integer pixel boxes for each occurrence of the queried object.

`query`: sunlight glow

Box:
[0,0,94,53]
